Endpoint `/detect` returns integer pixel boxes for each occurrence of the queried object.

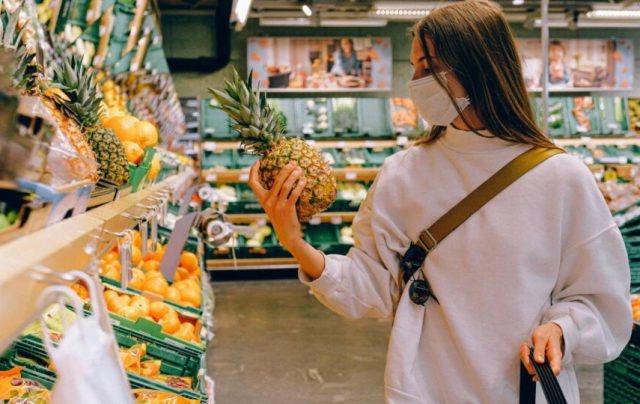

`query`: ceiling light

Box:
[321,18,388,27]
[586,9,640,19]
[374,8,430,17]
[259,18,312,27]
[512,0,524,5]
[233,0,253,26]
[302,4,313,17]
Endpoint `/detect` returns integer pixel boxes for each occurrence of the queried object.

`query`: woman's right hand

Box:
[248,160,307,252]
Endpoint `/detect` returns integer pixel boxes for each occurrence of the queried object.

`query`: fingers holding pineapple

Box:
[249,161,307,251]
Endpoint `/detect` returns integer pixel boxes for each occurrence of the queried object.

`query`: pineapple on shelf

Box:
[43,56,129,185]
[209,68,337,222]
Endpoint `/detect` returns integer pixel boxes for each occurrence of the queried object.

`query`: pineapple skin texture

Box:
[259,138,337,222]
[86,128,130,185]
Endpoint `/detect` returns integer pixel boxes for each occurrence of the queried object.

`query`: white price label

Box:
[364,141,375,149]
[306,140,316,147]
[584,157,595,165]
[206,173,218,182]
[309,217,322,225]
[345,171,358,180]
[203,142,217,151]
[331,216,343,225]
[618,157,627,164]
[397,136,409,146]
[580,136,592,143]
[257,218,268,227]
[239,173,250,182]
[99,26,107,35]
[337,141,346,149]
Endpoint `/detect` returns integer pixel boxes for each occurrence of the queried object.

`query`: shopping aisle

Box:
[208,280,604,404]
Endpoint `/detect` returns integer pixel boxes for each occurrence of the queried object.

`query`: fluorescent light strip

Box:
[586,9,640,19]
[321,19,388,27]
[512,0,525,5]
[375,9,430,16]
[234,0,253,25]
[302,4,313,17]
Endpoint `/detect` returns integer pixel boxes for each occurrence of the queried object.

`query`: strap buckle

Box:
[417,230,438,253]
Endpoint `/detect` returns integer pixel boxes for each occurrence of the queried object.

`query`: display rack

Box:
[225,211,356,224]
[202,167,379,183]
[0,172,194,353]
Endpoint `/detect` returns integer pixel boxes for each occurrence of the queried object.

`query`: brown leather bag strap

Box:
[417,147,565,253]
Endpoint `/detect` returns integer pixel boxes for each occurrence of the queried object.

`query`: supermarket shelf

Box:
[202,167,379,183]
[226,211,357,224]
[207,257,299,271]
[202,139,400,151]
[0,172,194,353]
[555,137,640,147]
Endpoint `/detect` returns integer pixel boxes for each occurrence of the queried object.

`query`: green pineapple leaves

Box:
[209,67,285,156]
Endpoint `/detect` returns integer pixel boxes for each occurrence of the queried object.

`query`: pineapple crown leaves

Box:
[209,67,285,156]
[0,0,25,51]
[49,54,104,130]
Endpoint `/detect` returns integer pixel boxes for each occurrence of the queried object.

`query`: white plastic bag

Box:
[39,272,134,404]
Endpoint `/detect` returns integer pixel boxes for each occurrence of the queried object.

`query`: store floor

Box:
[208,280,603,404]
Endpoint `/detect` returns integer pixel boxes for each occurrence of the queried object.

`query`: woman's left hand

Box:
[520,322,564,380]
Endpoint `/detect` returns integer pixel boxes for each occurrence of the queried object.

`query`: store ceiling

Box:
[157,0,639,24]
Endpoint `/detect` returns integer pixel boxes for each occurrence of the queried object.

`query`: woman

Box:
[330,38,360,76]
[248,1,632,402]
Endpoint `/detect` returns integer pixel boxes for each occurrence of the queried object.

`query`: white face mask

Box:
[407,72,471,126]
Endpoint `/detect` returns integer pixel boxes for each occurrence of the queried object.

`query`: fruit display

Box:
[631,294,640,322]
[331,98,359,135]
[0,366,51,402]
[630,98,640,134]
[389,97,420,135]
[210,68,338,222]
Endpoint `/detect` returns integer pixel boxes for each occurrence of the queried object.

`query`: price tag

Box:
[364,141,375,149]
[256,218,267,227]
[618,157,627,164]
[239,173,250,182]
[345,171,358,180]
[206,173,218,182]
[87,11,95,20]
[397,136,409,146]
[99,26,107,35]
[307,140,316,147]
[584,157,595,165]
[309,217,322,225]
[203,142,217,151]
[580,136,592,143]
[337,141,346,149]
[330,216,343,225]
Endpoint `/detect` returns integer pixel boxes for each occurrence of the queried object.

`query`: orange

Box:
[103,252,118,263]
[159,309,180,334]
[135,120,158,148]
[131,246,142,266]
[128,275,144,291]
[174,267,190,282]
[180,287,201,308]
[132,268,145,279]
[117,305,141,321]
[142,260,161,272]
[104,290,119,305]
[132,231,142,248]
[150,244,165,262]
[173,323,195,341]
[103,266,120,282]
[130,296,150,317]
[149,301,169,321]
[122,141,144,165]
[103,115,139,143]
[144,270,164,280]
[119,295,132,305]
[148,154,161,180]
[165,286,182,304]
[179,252,199,274]
[108,295,128,312]
[143,277,168,297]
[70,282,89,300]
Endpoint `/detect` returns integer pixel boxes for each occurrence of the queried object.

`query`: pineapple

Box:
[210,68,336,222]
[43,55,128,184]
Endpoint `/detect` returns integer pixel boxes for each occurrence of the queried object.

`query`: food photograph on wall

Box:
[247,37,392,92]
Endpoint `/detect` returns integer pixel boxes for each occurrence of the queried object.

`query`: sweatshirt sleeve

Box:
[542,160,633,365]
[298,174,401,320]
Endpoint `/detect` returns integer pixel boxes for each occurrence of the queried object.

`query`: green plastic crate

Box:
[358,98,391,138]
[202,149,234,170]
[201,100,233,140]
[598,97,629,136]
[567,96,602,137]
[128,147,155,192]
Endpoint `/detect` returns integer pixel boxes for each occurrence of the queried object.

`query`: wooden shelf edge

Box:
[207,257,299,270]
[203,139,400,151]
[202,167,379,183]
[226,211,357,224]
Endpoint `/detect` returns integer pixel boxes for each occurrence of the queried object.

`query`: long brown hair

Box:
[413,0,555,148]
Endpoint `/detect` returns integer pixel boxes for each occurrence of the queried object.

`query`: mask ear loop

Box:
[418,28,481,136]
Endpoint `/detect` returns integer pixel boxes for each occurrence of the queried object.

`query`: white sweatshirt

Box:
[299,125,633,403]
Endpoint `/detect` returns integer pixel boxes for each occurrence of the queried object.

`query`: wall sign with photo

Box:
[247,37,392,92]
[517,38,634,91]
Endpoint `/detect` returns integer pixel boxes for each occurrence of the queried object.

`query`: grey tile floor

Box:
[208,280,603,404]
